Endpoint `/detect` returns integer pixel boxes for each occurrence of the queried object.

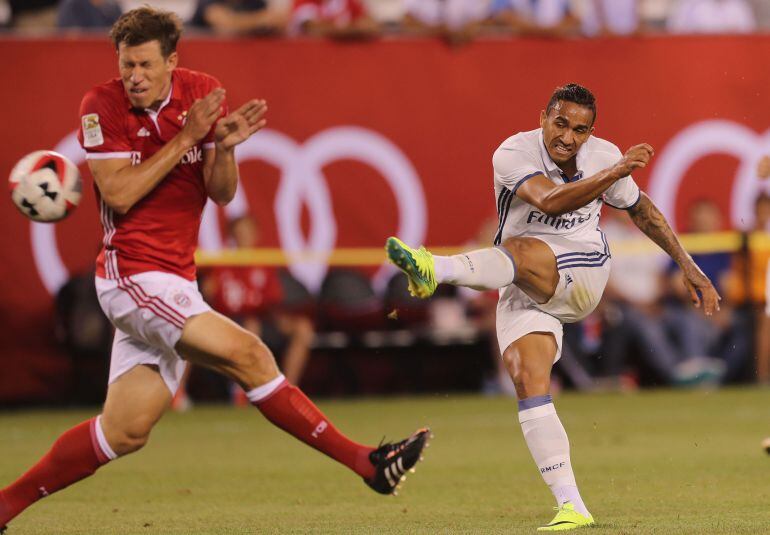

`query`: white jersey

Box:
[492,128,640,254]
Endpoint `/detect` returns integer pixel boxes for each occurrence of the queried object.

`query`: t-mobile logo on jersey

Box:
[312,420,328,438]
[540,462,566,474]
[180,146,203,165]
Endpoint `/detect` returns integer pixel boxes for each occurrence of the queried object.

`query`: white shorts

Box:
[496,233,611,362]
[95,271,212,394]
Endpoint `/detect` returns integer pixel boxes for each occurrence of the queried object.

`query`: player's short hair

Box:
[546,83,597,124]
[110,7,182,58]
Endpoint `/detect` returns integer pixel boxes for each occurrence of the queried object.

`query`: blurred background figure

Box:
[289,0,378,38]
[402,0,491,44]
[7,0,57,29]
[665,199,750,383]
[667,0,756,34]
[580,0,640,36]
[598,209,724,387]
[57,0,122,28]
[753,155,770,383]
[487,0,582,38]
[190,0,288,35]
[173,215,315,410]
[723,191,770,384]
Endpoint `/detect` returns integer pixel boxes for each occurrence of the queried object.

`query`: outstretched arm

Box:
[627,192,721,314]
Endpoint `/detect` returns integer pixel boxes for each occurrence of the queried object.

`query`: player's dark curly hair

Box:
[546,83,597,124]
[110,7,182,58]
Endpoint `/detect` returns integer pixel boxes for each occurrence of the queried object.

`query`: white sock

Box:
[245,374,286,404]
[518,395,590,517]
[433,246,515,290]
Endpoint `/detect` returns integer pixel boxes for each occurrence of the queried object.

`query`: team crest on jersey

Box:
[172,291,191,308]
[178,110,188,125]
[81,113,103,148]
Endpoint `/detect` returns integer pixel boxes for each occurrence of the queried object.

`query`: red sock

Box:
[0,417,112,526]
[254,381,375,480]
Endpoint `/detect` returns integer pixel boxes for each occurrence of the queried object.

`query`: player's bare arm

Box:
[88,89,225,214]
[516,143,654,216]
[203,99,268,205]
[628,192,721,315]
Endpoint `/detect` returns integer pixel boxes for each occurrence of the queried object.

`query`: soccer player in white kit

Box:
[387,84,721,531]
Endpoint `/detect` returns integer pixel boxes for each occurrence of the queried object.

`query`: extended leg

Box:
[0,364,169,529]
[386,236,559,304]
[176,310,429,494]
[502,333,594,531]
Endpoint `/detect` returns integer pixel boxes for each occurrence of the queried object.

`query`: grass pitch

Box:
[1,389,769,534]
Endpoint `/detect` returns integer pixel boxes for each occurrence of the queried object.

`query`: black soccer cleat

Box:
[1,524,6,534]
[364,427,432,495]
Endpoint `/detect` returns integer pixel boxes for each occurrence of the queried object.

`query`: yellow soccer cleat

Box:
[537,502,595,531]
[385,237,437,298]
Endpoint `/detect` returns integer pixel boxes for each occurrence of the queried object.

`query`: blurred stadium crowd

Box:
[1,0,769,38]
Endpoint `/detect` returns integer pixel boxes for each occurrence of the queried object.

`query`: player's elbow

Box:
[101,192,133,215]
[210,191,235,207]
[538,199,570,217]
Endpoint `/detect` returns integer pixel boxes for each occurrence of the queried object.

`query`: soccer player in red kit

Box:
[0,7,428,532]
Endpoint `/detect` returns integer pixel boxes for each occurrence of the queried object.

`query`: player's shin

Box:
[247,375,376,479]
[433,246,516,289]
[518,395,590,517]
[0,416,117,526]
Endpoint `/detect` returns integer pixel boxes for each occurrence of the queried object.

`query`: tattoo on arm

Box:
[627,192,693,269]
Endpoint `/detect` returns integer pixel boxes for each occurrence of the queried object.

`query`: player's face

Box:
[118,40,178,110]
[539,101,595,165]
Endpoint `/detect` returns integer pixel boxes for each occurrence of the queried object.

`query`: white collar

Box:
[144,82,173,116]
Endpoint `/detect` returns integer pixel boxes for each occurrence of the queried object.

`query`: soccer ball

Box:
[9,150,82,223]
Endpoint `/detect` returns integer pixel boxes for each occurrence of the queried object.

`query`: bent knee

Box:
[104,417,155,456]
[502,238,527,262]
[230,337,279,380]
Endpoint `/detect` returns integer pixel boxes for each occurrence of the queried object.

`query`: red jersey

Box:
[292,0,365,29]
[78,68,227,281]
[209,266,284,317]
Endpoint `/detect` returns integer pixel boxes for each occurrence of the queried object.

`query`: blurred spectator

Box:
[120,1,196,23]
[0,0,11,27]
[667,0,756,34]
[190,0,288,35]
[754,158,770,383]
[9,0,56,28]
[174,214,315,409]
[666,199,750,383]
[402,0,491,44]
[580,0,640,36]
[747,0,770,29]
[598,209,723,386]
[205,215,315,385]
[362,0,406,28]
[54,269,113,403]
[57,0,122,29]
[290,0,378,38]
[488,0,582,37]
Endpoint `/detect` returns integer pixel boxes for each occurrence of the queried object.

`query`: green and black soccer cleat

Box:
[385,237,437,298]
